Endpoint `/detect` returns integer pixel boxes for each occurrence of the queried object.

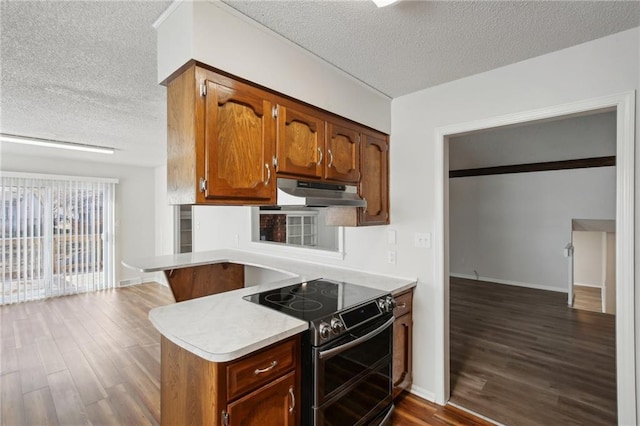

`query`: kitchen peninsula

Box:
[123,249,416,425]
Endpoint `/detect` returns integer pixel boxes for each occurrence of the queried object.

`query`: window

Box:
[251,207,341,254]
[0,172,117,304]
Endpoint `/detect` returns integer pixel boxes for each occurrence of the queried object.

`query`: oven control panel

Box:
[312,295,395,344]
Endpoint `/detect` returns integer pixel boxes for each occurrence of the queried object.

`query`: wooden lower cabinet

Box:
[226,371,296,426]
[392,289,414,398]
[160,335,300,426]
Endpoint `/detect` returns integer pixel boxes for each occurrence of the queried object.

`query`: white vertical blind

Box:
[0,173,117,304]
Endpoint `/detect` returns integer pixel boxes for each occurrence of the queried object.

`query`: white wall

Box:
[3,153,157,285]
[573,230,606,288]
[391,27,638,402]
[450,111,617,170]
[449,168,615,292]
[154,164,175,285]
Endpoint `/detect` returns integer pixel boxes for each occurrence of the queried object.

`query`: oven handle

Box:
[318,316,394,360]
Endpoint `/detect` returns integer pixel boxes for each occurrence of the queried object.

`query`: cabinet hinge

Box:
[199,81,207,97]
[273,155,278,169]
[221,410,229,426]
[199,177,207,193]
[272,105,278,118]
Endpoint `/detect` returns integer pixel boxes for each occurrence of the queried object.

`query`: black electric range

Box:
[244,278,396,426]
[244,278,395,346]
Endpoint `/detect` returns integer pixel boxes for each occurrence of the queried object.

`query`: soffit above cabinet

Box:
[154,1,392,134]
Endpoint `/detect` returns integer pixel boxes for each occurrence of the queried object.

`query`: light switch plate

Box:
[414,232,431,249]
[388,230,397,245]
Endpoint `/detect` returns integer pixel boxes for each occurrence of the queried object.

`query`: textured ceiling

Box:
[0,0,171,167]
[0,1,638,168]
[222,0,640,98]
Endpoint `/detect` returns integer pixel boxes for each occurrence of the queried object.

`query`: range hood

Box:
[276,178,366,208]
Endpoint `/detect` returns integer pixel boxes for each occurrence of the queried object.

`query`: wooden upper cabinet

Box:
[165,64,276,206]
[165,62,389,221]
[275,105,324,179]
[204,79,276,203]
[325,121,360,183]
[359,130,389,225]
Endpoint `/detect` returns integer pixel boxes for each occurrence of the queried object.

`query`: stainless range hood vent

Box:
[276,178,366,208]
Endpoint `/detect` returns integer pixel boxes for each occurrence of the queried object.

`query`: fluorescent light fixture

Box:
[0,133,115,155]
[372,0,401,7]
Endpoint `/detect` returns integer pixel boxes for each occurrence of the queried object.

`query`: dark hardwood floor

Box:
[450,277,616,426]
[0,282,489,425]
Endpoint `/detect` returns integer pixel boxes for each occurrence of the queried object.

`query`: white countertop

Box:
[125,249,417,363]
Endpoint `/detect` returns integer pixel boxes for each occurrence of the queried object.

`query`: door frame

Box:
[433,91,636,423]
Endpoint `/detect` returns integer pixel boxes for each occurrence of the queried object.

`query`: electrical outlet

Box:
[387,250,396,264]
[414,232,431,248]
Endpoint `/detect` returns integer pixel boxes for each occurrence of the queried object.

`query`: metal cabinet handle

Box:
[288,386,295,413]
[317,147,323,166]
[254,360,277,375]
[265,163,271,185]
[396,303,407,309]
[328,149,334,168]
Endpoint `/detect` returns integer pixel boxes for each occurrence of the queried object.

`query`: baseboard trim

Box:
[408,385,436,403]
[574,282,603,288]
[450,273,567,293]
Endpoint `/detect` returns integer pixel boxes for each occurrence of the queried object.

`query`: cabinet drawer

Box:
[393,290,413,318]
[227,338,297,400]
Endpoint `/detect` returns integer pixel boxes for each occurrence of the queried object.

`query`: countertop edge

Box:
[151,314,310,363]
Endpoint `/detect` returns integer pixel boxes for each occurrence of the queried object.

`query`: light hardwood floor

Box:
[450,277,616,426]
[573,285,604,313]
[1,282,488,425]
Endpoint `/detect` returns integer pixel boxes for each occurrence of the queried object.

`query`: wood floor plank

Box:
[47,369,91,426]
[16,343,48,394]
[23,387,60,426]
[105,383,157,426]
[78,340,125,390]
[0,338,19,376]
[85,398,121,426]
[60,348,108,406]
[35,336,67,375]
[121,361,161,423]
[0,371,25,426]
[449,277,616,426]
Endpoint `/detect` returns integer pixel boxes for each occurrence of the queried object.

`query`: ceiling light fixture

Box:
[0,133,115,155]
[372,0,401,7]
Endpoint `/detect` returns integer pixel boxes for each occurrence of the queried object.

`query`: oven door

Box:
[312,314,394,425]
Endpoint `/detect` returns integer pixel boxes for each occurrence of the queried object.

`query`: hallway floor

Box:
[449,277,616,425]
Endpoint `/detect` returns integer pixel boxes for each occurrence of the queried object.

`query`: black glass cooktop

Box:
[243,278,387,322]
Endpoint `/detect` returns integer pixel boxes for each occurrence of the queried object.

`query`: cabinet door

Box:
[276,105,324,179]
[392,313,413,398]
[325,121,360,183]
[359,131,389,225]
[226,371,297,426]
[204,80,276,203]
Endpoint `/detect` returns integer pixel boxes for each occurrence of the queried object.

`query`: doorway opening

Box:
[571,219,616,314]
[434,91,635,424]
